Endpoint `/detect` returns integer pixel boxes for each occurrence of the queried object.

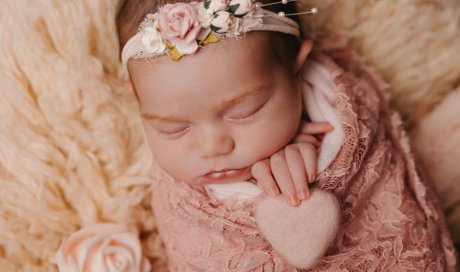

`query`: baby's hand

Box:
[292,121,334,146]
[251,121,333,206]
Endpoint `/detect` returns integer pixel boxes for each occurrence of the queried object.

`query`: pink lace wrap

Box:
[150,49,458,271]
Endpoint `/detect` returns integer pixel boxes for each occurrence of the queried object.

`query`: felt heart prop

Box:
[255,189,340,269]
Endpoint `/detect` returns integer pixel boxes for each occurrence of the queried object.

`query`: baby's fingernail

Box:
[289,195,299,206]
[309,174,316,183]
[298,188,310,200]
[269,187,279,196]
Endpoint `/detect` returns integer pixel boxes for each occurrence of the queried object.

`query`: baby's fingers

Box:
[292,134,321,148]
[251,159,279,197]
[297,142,318,183]
[285,145,310,200]
[299,121,333,135]
[270,150,299,206]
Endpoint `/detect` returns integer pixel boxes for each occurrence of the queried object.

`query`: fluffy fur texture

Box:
[299,0,460,126]
[0,0,459,270]
[411,87,460,243]
[0,0,165,270]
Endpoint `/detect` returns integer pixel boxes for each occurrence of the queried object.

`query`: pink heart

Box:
[255,189,340,269]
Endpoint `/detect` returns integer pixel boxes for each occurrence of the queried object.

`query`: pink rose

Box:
[158,2,208,54]
[211,11,241,34]
[55,223,151,272]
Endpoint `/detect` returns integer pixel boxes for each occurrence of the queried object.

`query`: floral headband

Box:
[121,0,317,66]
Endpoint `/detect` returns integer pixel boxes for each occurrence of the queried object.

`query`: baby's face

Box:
[130,33,302,187]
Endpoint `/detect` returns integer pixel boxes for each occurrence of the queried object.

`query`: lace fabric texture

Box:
[150,49,458,271]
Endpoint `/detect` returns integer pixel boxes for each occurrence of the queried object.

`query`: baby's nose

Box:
[197,127,235,158]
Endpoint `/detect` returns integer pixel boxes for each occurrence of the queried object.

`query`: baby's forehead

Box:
[128,35,293,108]
[128,32,279,78]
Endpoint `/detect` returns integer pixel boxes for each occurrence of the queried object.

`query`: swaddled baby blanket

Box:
[150,48,457,271]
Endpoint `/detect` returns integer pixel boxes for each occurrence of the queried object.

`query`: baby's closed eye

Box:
[225,94,271,122]
[153,123,190,136]
[226,102,266,121]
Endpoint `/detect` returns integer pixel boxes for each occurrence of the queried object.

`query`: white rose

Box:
[229,0,254,15]
[206,0,229,13]
[142,21,166,54]
[211,11,238,33]
[55,223,151,272]
[197,2,214,28]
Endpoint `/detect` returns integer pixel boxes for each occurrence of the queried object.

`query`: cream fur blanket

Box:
[1,0,459,270]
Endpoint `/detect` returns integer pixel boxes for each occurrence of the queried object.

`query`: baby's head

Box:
[117,0,313,187]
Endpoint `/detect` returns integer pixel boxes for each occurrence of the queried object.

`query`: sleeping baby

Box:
[117,0,458,270]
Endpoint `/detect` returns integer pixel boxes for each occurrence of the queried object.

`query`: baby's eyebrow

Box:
[142,84,271,121]
[220,84,271,108]
[141,112,184,122]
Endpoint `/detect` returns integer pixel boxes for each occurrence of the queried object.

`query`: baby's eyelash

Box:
[156,126,190,137]
[227,103,266,121]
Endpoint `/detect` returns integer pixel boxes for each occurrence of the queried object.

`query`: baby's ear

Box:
[124,80,135,95]
[295,40,313,73]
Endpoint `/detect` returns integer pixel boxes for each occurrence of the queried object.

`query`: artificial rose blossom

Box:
[142,20,166,54]
[229,0,255,15]
[157,2,210,54]
[55,223,151,272]
[206,0,229,13]
[211,11,242,34]
[197,2,215,28]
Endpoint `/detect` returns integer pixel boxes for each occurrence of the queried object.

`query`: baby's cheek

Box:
[148,139,184,175]
[271,103,302,142]
[241,119,296,162]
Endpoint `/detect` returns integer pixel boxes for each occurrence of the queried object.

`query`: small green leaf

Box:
[228,4,240,14]
[210,25,222,32]
[204,0,211,9]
